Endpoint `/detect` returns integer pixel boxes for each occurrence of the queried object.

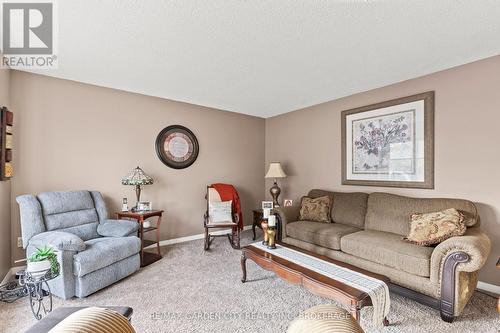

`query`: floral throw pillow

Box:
[298,196,332,223]
[404,208,466,246]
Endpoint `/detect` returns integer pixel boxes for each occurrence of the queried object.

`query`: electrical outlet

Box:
[17,237,23,248]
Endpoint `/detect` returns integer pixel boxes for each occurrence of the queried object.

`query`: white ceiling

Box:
[22,1,500,118]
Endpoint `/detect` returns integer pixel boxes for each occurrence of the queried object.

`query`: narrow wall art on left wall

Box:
[0,107,13,180]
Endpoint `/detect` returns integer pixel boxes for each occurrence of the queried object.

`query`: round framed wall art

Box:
[155,125,199,169]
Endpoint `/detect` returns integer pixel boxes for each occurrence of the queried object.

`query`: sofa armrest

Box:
[273,206,300,237]
[29,231,86,252]
[97,219,139,237]
[430,227,491,284]
[16,194,46,249]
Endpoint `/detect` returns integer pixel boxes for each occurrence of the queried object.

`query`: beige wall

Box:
[0,65,11,278]
[266,55,500,286]
[10,71,265,263]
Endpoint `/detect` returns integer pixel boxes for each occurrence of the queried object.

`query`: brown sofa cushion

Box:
[331,192,368,228]
[340,230,434,277]
[365,192,478,236]
[286,221,361,250]
[308,190,368,227]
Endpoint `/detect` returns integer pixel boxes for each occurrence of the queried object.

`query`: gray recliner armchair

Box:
[17,190,141,299]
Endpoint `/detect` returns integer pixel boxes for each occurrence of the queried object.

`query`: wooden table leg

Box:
[139,216,144,266]
[155,215,162,256]
[350,303,361,323]
[241,252,247,283]
[350,301,388,326]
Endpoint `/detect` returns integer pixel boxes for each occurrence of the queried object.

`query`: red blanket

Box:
[211,183,243,230]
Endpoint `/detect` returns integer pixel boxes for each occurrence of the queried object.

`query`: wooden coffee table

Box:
[241,242,390,325]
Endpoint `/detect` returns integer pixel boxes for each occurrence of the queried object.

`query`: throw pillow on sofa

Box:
[298,195,332,223]
[404,208,466,246]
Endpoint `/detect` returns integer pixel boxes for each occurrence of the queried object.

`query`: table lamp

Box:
[265,162,287,207]
[122,166,153,211]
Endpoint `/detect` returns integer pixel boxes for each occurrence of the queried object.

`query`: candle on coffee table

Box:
[268,215,276,227]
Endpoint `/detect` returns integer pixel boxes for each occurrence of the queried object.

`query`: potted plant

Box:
[27,246,60,279]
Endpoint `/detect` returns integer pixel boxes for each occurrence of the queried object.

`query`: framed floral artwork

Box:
[341,92,434,189]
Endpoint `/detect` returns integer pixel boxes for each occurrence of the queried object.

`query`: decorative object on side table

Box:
[122,198,129,212]
[341,91,434,189]
[0,106,13,180]
[261,219,269,246]
[138,201,152,211]
[252,208,283,242]
[116,210,163,267]
[155,125,199,169]
[284,199,293,207]
[121,166,154,211]
[266,215,277,249]
[254,202,273,242]
[265,162,287,207]
[262,201,273,210]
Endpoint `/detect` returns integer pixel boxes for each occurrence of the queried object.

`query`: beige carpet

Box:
[1,230,498,333]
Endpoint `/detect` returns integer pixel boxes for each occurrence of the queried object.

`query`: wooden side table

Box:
[116,210,163,267]
[252,209,263,240]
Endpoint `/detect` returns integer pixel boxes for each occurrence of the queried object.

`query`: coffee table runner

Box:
[252,242,390,326]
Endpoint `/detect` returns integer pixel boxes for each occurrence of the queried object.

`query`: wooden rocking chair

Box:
[203,186,240,250]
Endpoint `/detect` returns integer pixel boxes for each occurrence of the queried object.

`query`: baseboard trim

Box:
[145,225,253,249]
[477,281,500,296]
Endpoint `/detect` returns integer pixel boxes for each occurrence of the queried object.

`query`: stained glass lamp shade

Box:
[122,166,154,209]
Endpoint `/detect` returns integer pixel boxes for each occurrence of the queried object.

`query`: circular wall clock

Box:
[155,125,199,169]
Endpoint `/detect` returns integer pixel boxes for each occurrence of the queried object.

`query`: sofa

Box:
[17,190,141,299]
[274,190,491,322]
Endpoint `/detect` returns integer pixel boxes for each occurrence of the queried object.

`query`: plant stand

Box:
[17,269,59,320]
